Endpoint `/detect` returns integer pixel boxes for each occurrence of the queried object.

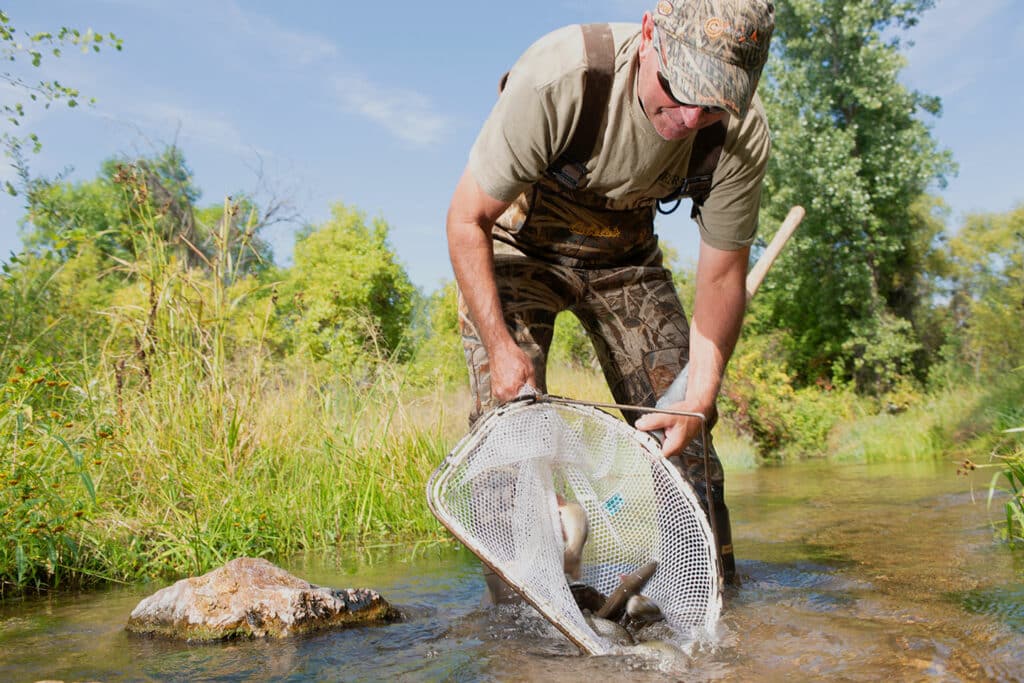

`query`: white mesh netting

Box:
[427,398,721,655]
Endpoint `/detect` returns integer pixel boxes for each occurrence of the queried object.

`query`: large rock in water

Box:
[126,557,400,641]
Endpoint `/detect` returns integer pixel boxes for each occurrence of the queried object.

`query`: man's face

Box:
[637,13,729,141]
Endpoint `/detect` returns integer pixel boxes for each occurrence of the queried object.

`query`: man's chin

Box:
[658,126,697,142]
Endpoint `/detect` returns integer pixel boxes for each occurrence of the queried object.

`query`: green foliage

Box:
[0,245,118,384]
[549,313,597,370]
[837,312,922,397]
[23,147,274,278]
[986,437,1024,546]
[406,280,467,387]
[1,363,105,595]
[273,204,415,372]
[22,169,135,261]
[1,186,446,594]
[959,409,1024,547]
[1,10,122,194]
[756,0,955,386]
[721,333,851,458]
[938,205,1024,378]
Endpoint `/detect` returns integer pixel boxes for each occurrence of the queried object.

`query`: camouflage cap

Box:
[652,0,775,117]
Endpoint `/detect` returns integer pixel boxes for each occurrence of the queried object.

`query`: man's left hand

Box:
[634,403,708,457]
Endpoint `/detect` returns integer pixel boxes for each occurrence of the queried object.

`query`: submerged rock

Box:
[126,557,400,641]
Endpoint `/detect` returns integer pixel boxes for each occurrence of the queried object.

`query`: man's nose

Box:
[679,105,706,128]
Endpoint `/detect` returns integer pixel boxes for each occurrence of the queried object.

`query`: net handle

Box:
[520,393,722,584]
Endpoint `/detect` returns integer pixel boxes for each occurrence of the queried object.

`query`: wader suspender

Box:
[660,121,726,218]
[546,23,616,190]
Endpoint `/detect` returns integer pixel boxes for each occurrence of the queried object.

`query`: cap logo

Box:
[705,17,760,44]
[656,0,673,17]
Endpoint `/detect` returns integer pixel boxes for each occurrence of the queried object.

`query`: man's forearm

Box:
[686,260,747,415]
[685,242,749,414]
[445,168,532,402]
[447,217,514,356]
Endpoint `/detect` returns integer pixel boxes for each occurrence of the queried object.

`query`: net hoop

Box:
[427,396,721,655]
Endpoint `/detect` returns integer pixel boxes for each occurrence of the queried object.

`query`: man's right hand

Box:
[488,340,537,403]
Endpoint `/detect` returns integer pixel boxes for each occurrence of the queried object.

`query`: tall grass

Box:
[1,195,459,596]
[986,434,1024,546]
[827,386,975,463]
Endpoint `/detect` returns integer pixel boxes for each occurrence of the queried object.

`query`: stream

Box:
[2,459,1022,681]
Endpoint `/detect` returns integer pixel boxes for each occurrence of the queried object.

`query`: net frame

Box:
[427,395,721,655]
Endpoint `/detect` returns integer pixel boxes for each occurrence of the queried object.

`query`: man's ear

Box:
[639,11,655,58]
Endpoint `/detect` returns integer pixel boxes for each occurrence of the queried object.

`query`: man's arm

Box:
[446,167,536,403]
[635,240,749,456]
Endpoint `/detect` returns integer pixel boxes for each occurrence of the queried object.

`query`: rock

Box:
[126,557,400,641]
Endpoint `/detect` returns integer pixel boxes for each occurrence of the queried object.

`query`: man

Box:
[446,0,775,596]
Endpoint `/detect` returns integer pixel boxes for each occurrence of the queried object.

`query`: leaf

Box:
[50,431,83,468]
[78,470,96,504]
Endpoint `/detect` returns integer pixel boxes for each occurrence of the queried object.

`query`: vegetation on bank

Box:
[3,2,1023,594]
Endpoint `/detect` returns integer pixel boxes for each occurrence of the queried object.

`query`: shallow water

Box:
[2,459,1022,682]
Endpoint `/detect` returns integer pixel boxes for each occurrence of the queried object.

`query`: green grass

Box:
[1,205,464,596]
[827,387,972,463]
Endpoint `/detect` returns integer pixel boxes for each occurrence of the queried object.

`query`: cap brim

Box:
[661,40,760,118]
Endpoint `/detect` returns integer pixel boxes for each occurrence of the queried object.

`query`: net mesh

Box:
[427,398,720,655]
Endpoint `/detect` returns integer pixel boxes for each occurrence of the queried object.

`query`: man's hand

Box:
[634,403,708,457]
[488,339,536,403]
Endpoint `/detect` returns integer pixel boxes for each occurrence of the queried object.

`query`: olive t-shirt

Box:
[467,23,771,251]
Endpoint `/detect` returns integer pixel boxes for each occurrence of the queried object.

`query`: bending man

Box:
[446,0,775,597]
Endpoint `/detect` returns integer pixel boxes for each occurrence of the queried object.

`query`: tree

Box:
[939,205,1024,377]
[23,147,274,277]
[753,0,955,388]
[1,10,122,195]
[274,204,416,372]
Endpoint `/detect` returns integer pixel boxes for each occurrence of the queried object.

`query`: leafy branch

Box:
[1,9,123,195]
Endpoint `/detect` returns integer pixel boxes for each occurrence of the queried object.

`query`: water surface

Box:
[2,459,1022,681]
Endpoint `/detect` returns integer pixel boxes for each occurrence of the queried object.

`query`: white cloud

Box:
[331,75,450,147]
[127,1,449,147]
[220,1,338,66]
[98,0,338,68]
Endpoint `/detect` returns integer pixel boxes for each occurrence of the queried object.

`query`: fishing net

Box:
[427,396,721,655]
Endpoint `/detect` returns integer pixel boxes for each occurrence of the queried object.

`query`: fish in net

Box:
[426,396,721,655]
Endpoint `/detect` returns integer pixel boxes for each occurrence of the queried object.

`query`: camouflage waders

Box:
[461,234,737,601]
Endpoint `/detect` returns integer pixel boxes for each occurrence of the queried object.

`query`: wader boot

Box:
[667,435,738,586]
[481,567,524,606]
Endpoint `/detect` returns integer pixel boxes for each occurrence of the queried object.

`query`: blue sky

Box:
[2,0,1021,293]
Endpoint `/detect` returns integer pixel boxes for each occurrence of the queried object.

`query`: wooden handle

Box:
[746,205,805,303]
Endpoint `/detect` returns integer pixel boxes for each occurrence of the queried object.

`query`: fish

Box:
[557,497,589,580]
[569,582,606,613]
[595,560,658,622]
[624,594,665,627]
[625,638,689,666]
[584,613,635,646]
